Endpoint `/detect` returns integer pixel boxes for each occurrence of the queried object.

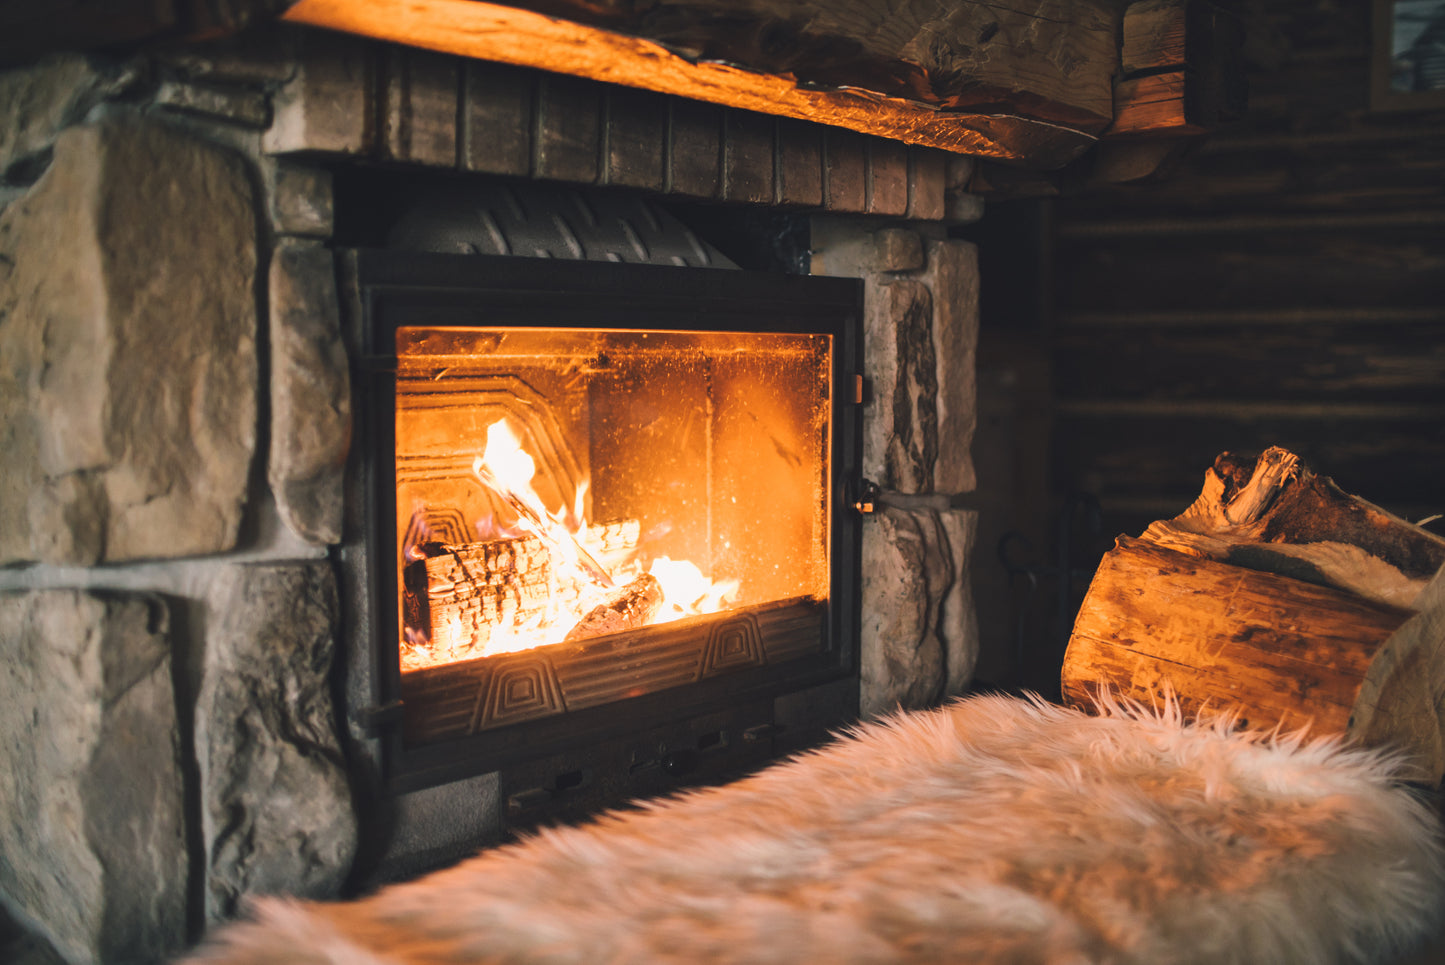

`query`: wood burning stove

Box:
[339,245,863,830]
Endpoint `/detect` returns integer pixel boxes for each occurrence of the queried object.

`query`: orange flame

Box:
[401,419,740,669]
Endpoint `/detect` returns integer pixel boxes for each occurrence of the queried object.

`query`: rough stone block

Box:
[268,161,334,238]
[943,156,985,223]
[197,563,357,921]
[859,507,944,717]
[0,54,139,182]
[871,227,925,273]
[921,239,980,494]
[159,31,297,86]
[0,589,186,965]
[810,223,980,498]
[155,79,271,128]
[269,242,350,545]
[0,113,257,565]
[939,508,981,695]
[807,220,921,492]
[944,192,986,224]
[859,504,979,716]
[879,278,938,494]
[264,30,371,156]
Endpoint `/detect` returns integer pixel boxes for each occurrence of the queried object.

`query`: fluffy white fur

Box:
[186,695,1445,965]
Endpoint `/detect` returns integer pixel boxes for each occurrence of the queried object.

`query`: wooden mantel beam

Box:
[281,0,1121,167]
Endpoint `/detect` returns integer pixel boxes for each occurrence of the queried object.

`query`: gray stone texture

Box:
[859,507,942,716]
[0,54,141,181]
[811,222,980,498]
[859,505,979,717]
[921,239,980,494]
[812,219,981,709]
[263,29,371,156]
[268,242,350,545]
[268,160,335,238]
[0,112,258,565]
[938,508,981,695]
[870,227,925,273]
[0,589,187,965]
[882,278,940,494]
[155,79,272,128]
[158,30,298,87]
[196,563,357,921]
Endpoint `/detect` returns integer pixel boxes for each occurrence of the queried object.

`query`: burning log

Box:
[403,536,553,665]
[1061,447,1445,781]
[564,573,665,644]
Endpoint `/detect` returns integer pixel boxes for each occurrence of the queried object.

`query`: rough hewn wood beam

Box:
[282,0,1112,166]
[1109,0,1244,137]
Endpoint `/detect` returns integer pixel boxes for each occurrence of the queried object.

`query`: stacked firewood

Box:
[401,518,663,665]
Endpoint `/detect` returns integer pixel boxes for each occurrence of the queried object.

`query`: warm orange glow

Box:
[395,326,832,675]
[281,0,1028,158]
[401,417,741,670]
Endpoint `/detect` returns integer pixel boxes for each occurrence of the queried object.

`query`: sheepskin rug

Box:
[187,695,1445,965]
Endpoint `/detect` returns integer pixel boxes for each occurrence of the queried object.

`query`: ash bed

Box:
[185,693,1444,965]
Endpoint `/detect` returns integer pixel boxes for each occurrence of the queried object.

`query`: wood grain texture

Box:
[1061,448,1445,779]
[508,0,1122,127]
[1054,318,1445,405]
[1110,72,1196,136]
[283,0,1107,166]
[1056,224,1445,311]
[1120,0,1185,75]
[1062,537,1412,737]
[1052,411,1445,519]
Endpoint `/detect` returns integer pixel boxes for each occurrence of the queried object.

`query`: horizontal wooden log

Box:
[1054,318,1445,405]
[1055,224,1445,312]
[402,536,555,669]
[1056,130,1445,218]
[483,0,1122,130]
[1111,72,1197,136]
[1063,537,1413,734]
[1108,0,1244,137]
[281,0,1105,166]
[1062,450,1445,779]
[1052,413,1445,517]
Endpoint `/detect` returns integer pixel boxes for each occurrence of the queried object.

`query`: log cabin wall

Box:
[968,0,1445,694]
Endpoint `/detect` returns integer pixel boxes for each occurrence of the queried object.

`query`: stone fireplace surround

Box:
[0,24,980,965]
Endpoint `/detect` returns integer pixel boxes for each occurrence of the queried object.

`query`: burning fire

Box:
[401,419,738,670]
